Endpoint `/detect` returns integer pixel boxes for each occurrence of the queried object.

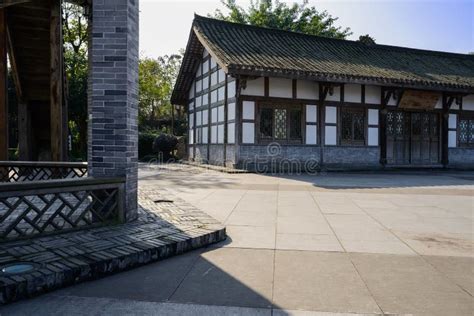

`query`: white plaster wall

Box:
[202,60,209,74]
[326,86,341,102]
[242,101,255,120]
[449,114,457,129]
[241,77,265,96]
[368,127,378,146]
[269,78,292,98]
[211,71,218,86]
[218,124,224,144]
[306,125,317,145]
[463,94,474,111]
[211,108,217,123]
[218,86,225,101]
[211,90,217,104]
[365,85,381,104]
[218,105,224,122]
[325,126,337,145]
[242,123,255,143]
[189,113,194,128]
[449,131,457,148]
[345,84,362,103]
[227,81,236,98]
[368,109,379,125]
[210,57,217,69]
[306,105,317,123]
[195,95,202,107]
[202,93,208,106]
[196,62,202,77]
[189,128,194,144]
[387,94,397,106]
[325,106,337,124]
[202,110,208,125]
[297,80,318,100]
[202,76,209,90]
[211,125,217,144]
[196,79,202,93]
[218,69,225,83]
[202,127,208,144]
[228,103,236,121]
[196,111,202,126]
[228,123,235,144]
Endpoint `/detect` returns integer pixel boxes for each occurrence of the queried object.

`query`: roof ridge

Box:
[193,14,473,60]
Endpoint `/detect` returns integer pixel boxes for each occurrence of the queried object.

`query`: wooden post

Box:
[318,84,325,170]
[171,104,175,135]
[441,93,449,167]
[18,101,31,160]
[379,88,388,166]
[0,9,8,162]
[50,0,63,161]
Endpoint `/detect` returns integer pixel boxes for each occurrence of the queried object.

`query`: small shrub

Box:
[139,131,158,159]
[153,133,178,161]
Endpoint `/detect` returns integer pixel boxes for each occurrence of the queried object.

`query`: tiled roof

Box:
[172,15,474,104]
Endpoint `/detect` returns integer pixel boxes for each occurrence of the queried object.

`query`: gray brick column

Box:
[88,0,139,221]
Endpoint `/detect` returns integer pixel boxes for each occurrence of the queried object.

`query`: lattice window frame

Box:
[257,102,304,144]
[339,106,366,146]
[458,113,474,148]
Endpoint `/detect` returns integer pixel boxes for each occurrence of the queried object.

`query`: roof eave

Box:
[227,65,474,94]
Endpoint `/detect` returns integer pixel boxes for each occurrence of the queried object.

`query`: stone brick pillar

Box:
[88,0,139,221]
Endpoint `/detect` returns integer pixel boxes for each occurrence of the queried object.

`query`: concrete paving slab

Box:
[276,233,343,252]
[226,211,276,227]
[351,253,473,316]
[52,249,203,302]
[222,225,276,249]
[169,248,274,309]
[273,251,381,314]
[0,295,272,316]
[423,255,474,296]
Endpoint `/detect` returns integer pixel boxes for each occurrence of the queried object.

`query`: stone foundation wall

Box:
[448,148,474,169]
[323,146,381,169]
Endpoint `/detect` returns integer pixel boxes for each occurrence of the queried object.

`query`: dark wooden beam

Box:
[441,93,450,167]
[0,0,31,9]
[18,100,32,160]
[50,0,63,161]
[0,9,8,161]
[379,88,388,166]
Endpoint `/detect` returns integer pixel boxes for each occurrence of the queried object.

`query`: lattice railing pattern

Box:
[0,161,87,182]
[0,178,124,241]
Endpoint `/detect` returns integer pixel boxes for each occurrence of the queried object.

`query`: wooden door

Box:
[386,111,440,165]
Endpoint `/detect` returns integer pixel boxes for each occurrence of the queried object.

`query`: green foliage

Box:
[152,134,179,161]
[139,54,183,126]
[211,0,352,39]
[63,3,88,160]
[358,34,376,45]
[139,130,160,159]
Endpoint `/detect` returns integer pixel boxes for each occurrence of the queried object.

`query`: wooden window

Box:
[258,104,303,143]
[340,107,365,145]
[458,113,474,147]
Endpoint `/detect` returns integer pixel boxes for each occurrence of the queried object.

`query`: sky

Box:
[139,0,473,58]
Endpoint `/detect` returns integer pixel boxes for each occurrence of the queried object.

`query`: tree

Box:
[63,3,88,160]
[139,54,182,126]
[211,0,352,39]
[358,34,376,45]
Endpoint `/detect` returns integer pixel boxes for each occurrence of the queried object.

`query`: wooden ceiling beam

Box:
[0,0,31,9]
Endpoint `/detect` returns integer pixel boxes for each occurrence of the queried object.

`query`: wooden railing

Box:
[0,161,87,182]
[0,177,125,241]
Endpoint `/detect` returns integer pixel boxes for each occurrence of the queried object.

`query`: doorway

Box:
[386,110,440,165]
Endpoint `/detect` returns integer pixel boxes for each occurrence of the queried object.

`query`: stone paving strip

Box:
[0,187,226,305]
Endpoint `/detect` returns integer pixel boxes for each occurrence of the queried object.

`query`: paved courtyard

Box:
[2,164,473,315]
